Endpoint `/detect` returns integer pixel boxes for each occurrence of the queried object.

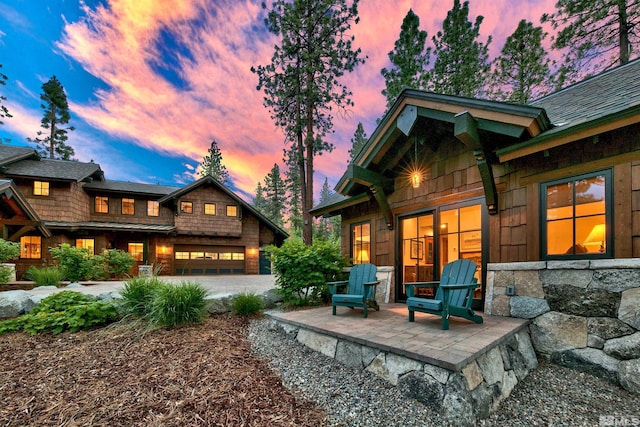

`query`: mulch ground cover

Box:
[0,315,326,426]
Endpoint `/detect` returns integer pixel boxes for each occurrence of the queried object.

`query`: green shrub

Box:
[0,290,119,335]
[102,249,136,278]
[148,281,208,327]
[267,238,347,305]
[0,266,12,284]
[49,244,97,282]
[27,266,63,287]
[120,276,166,316]
[0,238,19,263]
[232,292,264,316]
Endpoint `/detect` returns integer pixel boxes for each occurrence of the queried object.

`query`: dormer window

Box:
[33,181,49,196]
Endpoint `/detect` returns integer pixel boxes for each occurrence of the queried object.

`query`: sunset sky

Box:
[0,0,560,201]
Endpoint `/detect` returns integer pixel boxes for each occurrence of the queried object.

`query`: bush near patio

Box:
[266,238,347,305]
[232,292,264,316]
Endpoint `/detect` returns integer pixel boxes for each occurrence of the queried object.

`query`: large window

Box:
[204,203,216,215]
[180,201,193,214]
[541,170,611,258]
[75,238,95,255]
[351,222,371,264]
[147,200,159,216]
[226,205,237,217]
[122,198,135,215]
[33,181,49,196]
[128,243,144,261]
[95,196,109,213]
[20,236,41,259]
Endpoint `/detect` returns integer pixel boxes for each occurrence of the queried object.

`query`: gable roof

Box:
[83,180,178,197]
[159,175,289,239]
[0,179,51,238]
[497,58,640,161]
[0,145,40,167]
[1,158,104,182]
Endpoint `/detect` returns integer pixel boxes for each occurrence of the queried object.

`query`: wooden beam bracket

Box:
[346,164,394,193]
[454,112,498,214]
[369,185,394,230]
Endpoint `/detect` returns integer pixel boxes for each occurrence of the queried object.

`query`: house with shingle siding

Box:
[0,147,287,279]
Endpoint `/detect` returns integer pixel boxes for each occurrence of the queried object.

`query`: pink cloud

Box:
[55,0,560,201]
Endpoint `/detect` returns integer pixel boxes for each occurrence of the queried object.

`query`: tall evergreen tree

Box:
[29,76,75,160]
[489,20,552,103]
[252,0,365,245]
[253,181,267,213]
[284,148,303,238]
[348,122,368,162]
[199,140,229,184]
[541,0,640,76]
[380,9,430,110]
[263,163,287,226]
[431,0,491,98]
[0,64,11,127]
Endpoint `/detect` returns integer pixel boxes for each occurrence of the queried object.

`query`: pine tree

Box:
[348,122,368,162]
[541,0,640,76]
[431,0,491,98]
[284,148,303,238]
[0,64,12,127]
[252,0,365,245]
[29,76,75,159]
[489,20,552,103]
[263,163,286,226]
[380,9,430,110]
[199,140,229,184]
[253,181,267,213]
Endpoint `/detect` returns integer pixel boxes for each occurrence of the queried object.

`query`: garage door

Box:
[174,245,245,275]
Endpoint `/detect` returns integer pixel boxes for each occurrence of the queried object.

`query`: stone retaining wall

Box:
[269,319,537,427]
[485,259,640,394]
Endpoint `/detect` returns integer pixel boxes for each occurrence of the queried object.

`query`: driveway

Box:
[25,275,277,299]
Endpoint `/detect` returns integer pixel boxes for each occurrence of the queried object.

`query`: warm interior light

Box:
[584,224,606,252]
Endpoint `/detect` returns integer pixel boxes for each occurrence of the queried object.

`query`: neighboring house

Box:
[311,58,640,308]
[0,146,287,279]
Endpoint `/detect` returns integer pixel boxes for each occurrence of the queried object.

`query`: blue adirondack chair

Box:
[405,259,482,330]
[328,263,380,318]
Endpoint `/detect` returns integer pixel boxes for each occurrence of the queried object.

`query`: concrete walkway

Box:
[24,275,277,299]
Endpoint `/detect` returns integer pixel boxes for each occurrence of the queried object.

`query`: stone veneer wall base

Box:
[267,318,537,427]
[485,259,640,395]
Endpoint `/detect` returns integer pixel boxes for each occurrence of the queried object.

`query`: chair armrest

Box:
[439,282,480,290]
[404,281,439,298]
[326,280,348,295]
[364,281,380,287]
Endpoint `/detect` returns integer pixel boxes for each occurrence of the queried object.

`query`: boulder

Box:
[66,282,85,289]
[261,289,282,309]
[442,373,475,427]
[510,296,549,319]
[618,288,640,329]
[544,284,619,317]
[385,353,423,386]
[423,363,451,384]
[397,371,444,408]
[530,311,587,356]
[618,358,640,394]
[603,332,640,360]
[0,290,34,318]
[539,269,592,288]
[205,295,233,314]
[550,348,620,384]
